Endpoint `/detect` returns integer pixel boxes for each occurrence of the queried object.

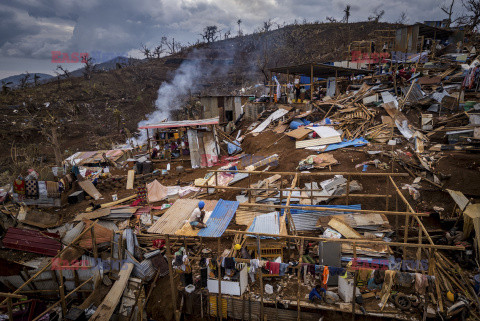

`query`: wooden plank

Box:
[286,128,312,140]
[126,170,135,190]
[89,263,134,321]
[79,180,102,200]
[327,217,362,239]
[295,136,341,149]
[74,209,110,221]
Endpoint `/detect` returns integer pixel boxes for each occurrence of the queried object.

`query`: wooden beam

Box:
[224,230,463,250]
[389,177,434,245]
[239,202,430,216]
[208,170,409,177]
[89,263,134,321]
[166,235,177,319]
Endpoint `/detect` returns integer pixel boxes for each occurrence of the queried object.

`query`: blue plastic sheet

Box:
[227,140,242,155]
[290,118,311,129]
[322,138,368,152]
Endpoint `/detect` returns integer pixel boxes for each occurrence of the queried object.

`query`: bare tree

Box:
[153,44,165,58]
[397,11,409,24]
[40,113,63,166]
[19,73,31,89]
[368,8,385,22]
[161,37,182,55]
[33,74,40,86]
[140,44,152,59]
[237,19,243,36]
[82,57,96,80]
[461,0,480,32]
[326,16,338,23]
[263,19,273,32]
[201,25,219,43]
[440,0,456,27]
[343,5,351,23]
[1,81,12,95]
[56,65,71,78]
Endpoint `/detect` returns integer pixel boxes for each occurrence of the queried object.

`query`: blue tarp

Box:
[290,118,311,129]
[227,141,242,155]
[321,138,369,152]
[198,199,239,237]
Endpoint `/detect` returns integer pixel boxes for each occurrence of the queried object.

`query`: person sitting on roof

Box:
[189,201,207,229]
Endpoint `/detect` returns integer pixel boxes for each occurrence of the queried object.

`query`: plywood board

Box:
[89,262,134,321]
[295,136,341,149]
[328,217,362,239]
[78,180,102,200]
[286,127,312,140]
[273,124,288,134]
[74,208,110,221]
[126,170,135,190]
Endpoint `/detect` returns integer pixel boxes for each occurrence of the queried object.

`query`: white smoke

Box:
[133,59,202,144]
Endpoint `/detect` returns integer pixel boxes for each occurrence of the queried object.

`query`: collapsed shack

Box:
[268,63,375,104]
[139,117,221,169]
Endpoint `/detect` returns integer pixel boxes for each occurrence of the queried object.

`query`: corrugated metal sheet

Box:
[228,173,249,185]
[286,204,361,231]
[147,199,199,234]
[198,199,239,237]
[97,220,119,231]
[247,212,279,238]
[132,259,156,281]
[3,227,62,256]
[235,208,272,226]
[139,117,219,129]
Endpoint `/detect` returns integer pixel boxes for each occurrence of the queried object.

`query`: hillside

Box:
[0,21,399,183]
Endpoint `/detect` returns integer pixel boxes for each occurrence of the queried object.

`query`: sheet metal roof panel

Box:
[2,227,62,256]
[286,204,361,231]
[139,117,219,130]
[198,199,239,238]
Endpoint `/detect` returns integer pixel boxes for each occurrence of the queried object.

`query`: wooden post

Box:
[58,269,67,316]
[217,238,223,320]
[166,236,177,317]
[346,175,351,205]
[91,223,98,261]
[297,238,304,321]
[351,243,358,321]
[7,298,12,321]
[280,177,284,205]
[248,172,252,203]
[385,176,390,211]
[257,237,264,320]
[310,177,314,205]
[417,227,422,272]
[310,64,314,101]
[146,128,151,159]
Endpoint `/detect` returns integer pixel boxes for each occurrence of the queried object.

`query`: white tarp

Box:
[252,108,289,133]
[307,126,341,138]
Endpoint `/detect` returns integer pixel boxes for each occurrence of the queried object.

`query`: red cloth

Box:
[268,262,280,274]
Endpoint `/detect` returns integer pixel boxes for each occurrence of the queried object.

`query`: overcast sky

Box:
[0,0,466,79]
